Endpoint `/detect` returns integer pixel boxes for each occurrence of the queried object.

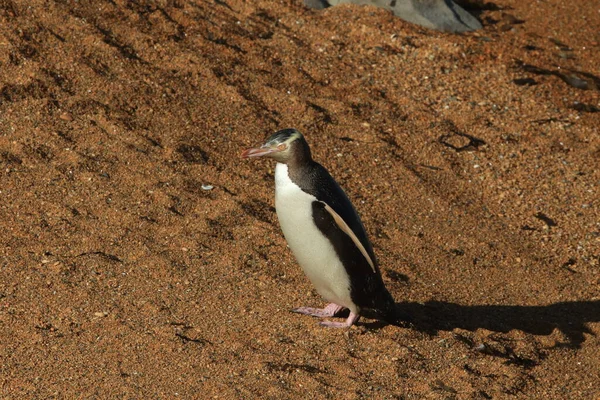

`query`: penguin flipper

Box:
[319,201,376,273]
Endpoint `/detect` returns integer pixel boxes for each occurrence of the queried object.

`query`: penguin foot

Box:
[320,312,360,328]
[292,303,345,318]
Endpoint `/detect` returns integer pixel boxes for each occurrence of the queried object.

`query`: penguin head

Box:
[241,128,311,164]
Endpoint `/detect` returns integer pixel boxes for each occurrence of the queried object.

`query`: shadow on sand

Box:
[386,300,600,348]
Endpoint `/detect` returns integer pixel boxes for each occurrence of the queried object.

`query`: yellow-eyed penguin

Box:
[242,129,399,328]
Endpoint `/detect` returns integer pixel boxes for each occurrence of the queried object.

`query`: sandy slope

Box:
[0,0,598,398]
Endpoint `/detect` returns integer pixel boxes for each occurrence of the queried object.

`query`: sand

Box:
[0,0,599,398]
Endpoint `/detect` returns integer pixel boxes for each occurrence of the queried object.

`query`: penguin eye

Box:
[277,143,287,151]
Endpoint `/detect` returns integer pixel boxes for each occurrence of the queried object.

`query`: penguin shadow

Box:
[366,300,600,349]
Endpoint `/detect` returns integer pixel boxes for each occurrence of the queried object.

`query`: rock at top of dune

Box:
[305,0,482,32]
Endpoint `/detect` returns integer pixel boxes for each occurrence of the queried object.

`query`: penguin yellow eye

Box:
[277,143,287,151]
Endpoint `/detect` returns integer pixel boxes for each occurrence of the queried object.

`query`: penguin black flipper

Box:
[318,201,376,272]
[289,162,378,268]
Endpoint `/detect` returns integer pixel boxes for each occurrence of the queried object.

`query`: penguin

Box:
[242,128,399,328]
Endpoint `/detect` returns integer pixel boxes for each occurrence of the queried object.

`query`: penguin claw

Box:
[319,312,360,328]
[292,305,360,328]
[319,320,351,328]
[292,303,345,318]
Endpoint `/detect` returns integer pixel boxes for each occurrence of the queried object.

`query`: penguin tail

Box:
[373,290,412,327]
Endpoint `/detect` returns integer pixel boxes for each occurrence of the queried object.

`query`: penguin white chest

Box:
[274,163,354,311]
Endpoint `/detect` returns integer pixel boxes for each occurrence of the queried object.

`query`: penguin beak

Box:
[241,143,286,159]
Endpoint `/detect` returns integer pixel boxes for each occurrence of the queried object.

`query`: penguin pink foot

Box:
[319,312,360,328]
[292,303,345,318]
[292,304,360,328]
